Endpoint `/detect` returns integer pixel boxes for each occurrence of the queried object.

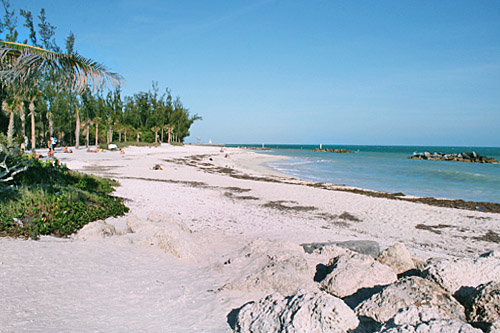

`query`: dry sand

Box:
[1,144,499,332]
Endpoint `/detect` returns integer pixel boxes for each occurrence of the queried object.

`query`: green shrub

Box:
[0,152,128,239]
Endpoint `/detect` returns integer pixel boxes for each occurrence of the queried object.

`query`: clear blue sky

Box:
[12,0,500,146]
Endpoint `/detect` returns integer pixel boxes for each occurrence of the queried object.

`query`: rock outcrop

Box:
[320,252,397,298]
[73,220,117,240]
[377,243,416,275]
[465,281,500,332]
[227,243,500,332]
[312,148,354,153]
[302,240,381,257]
[234,290,359,332]
[410,151,498,163]
[355,276,466,323]
[375,306,482,332]
[378,319,482,332]
[423,250,500,300]
[219,239,317,295]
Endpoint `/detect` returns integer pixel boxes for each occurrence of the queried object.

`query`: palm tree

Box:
[0,40,123,151]
[80,118,93,148]
[0,41,122,93]
[74,107,81,149]
[164,124,174,144]
[1,100,16,143]
[151,126,160,145]
[93,117,101,147]
[18,101,25,149]
[28,96,36,150]
[115,123,123,143]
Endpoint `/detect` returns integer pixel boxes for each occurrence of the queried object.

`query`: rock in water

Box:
[356,276,466,323]
[234,290,359,332]
[377,243,416,275]
[466,281,500,331]
[320,252,397,298]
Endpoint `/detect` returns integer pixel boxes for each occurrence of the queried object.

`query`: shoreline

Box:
[223,149,500,213]
[2,144,499,331]
[237,149,500,212]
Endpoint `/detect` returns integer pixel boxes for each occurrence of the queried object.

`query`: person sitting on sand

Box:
[63,146,73,153]
[87,148,98,153]
[120,148,125,155]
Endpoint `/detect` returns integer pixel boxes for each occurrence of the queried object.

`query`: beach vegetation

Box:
[1,2,200,152]
[0,137,128,239]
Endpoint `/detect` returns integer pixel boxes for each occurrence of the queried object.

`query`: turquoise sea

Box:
[227,144,500,204]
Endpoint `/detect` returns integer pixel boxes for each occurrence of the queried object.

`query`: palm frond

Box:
[0,40,123,93]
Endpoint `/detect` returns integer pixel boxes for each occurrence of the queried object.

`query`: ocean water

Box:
[227,144,500,204]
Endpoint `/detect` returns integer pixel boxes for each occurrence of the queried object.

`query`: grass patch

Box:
[0,157,128,239]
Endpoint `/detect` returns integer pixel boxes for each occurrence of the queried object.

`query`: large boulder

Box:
[234,290,359,332]
[356,276,466,324]
[220,239,317,295]
[466,281,500,331]
[378,319,482,332]
[423,251,500,299]
[320,252,397,298]
[377,243,416,275]
[73,220,117,240]
[378,306,480,332]
[385,306,448,326]
[302,240,380,257]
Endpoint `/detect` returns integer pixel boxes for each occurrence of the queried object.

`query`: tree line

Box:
[0,1,200,150]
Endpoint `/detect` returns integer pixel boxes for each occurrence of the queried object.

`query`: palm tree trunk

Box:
[7,112,14,143]
[48,112,53,139]
[19,102,25,148]
[95,123,99,147]
[75,108,80,149]
[86,122,90,148]
[29,101,36,152]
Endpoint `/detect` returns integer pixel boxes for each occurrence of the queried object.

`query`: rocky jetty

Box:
[312,148,354,153]
[410,151,498,163]
[232,243,500,332]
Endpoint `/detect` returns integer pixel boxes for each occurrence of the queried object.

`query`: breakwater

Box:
[410,152,498,163]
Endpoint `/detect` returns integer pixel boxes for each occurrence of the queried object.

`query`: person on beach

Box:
[63,146,73,153]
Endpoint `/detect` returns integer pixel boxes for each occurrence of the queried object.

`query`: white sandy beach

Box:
[1,144,499,332]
